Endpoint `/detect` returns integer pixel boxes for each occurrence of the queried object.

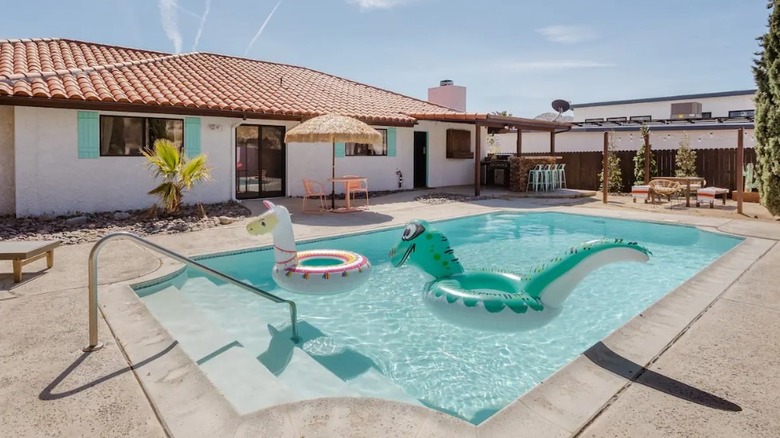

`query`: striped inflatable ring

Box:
[272,249,372,295]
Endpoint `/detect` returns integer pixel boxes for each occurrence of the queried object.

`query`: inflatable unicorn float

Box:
[389,220,652,332]
[247,201,372,295]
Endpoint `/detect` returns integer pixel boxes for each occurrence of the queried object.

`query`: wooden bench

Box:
[696,187,729,208]
[0,241,61,283]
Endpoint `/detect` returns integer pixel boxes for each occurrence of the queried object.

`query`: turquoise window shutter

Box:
[77,111,99,159]
[334,142,346,157]
[387,128,397,157]
[184,117,202,158]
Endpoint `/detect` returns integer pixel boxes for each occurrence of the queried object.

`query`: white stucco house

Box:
[496,90,756,154]
[0,38,566,217]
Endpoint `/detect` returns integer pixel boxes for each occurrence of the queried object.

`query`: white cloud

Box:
[499,60,615,72]
[159,0,183,53]
[347,0,411,10]
[537,25,598,44]
[193,0,211,51]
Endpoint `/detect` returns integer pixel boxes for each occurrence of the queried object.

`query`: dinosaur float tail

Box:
[523,239,652,308]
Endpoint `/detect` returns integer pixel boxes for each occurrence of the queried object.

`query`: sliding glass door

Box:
[235,125,286,199]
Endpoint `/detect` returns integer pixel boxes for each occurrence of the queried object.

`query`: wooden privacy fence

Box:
[524,148,756,193]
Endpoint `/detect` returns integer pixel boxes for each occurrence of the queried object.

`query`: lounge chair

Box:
[301,179,326,214]
[1,240,61,283]
[649,179,682,205]
[696,187,729,208]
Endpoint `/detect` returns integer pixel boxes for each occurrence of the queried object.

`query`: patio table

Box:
[328,176,368,213]
[650,176,706,207]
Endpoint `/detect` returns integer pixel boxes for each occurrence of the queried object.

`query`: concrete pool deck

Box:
[1,190,779,437]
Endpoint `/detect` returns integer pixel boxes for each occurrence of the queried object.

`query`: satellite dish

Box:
[551,99,571,113]
[551,99,571,122]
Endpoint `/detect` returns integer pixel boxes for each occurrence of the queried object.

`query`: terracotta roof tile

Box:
[0,38,461,123]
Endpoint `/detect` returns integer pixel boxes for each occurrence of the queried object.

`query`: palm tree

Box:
[142,139,212,215]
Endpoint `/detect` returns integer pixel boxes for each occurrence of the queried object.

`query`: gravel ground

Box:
[0,202,252,245]
[414,192,503,205]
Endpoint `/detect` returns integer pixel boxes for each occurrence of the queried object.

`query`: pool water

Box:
[136,212,741,424]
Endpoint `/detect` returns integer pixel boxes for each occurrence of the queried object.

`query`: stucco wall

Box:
[417,121,484,188]
[12,106,492,216]
[0,106,14,215]
[573,94,755,122]
[14,106,234,217]
[285,125,414,197]
[496,128,756,154]
[286,121,485,196]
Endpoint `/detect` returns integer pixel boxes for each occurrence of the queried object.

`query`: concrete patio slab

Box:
[579,286,780,437]
[1,189,779,438]
[0,287,165,438]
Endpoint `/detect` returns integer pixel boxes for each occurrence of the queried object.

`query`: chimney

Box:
[428,79,467,112]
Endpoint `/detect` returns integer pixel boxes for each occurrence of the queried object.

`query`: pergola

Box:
[411,113,572,195]
[582,116,755,214]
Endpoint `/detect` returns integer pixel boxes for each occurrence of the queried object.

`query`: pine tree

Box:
[675,132,698,177]
[599,131,623,193]
[754,1,780,215]
[633,124,657,183]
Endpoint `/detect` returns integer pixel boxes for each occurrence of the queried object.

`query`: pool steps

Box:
[141,275,420,416]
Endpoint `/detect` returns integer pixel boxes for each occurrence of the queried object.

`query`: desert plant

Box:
[754,0,780,215]
[675,132,698,177]
[142,139,212,215]
[599,131,623,193]
[633,124,657,183]
[490,110,513,117]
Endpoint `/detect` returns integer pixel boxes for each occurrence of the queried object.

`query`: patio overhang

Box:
[410,112,573,196]
[410,112,571,132]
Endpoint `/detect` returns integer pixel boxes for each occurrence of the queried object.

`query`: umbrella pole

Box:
[331,141,336,210]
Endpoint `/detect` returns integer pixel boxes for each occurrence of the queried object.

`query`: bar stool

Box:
[527,164,544,191]
[542,164,555,191]
[547,164,560,190]
[557,163,567,189]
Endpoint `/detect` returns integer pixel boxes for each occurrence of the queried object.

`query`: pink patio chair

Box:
[344,175,369,208]
[301,179,326,214]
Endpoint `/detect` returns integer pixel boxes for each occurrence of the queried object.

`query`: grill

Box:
[481,154,513,187]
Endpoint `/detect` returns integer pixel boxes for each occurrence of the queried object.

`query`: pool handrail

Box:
[84,231,300,352]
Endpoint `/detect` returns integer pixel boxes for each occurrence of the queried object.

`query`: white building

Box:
[496,90,756,154]
[0,38,565,217]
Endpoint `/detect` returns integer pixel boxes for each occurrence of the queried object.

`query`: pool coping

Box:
[98,206,777,437]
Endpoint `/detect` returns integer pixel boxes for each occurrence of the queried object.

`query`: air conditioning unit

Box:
[670,102,703,119]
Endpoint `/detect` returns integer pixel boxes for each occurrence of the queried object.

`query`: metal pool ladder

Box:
[84,232,300,352]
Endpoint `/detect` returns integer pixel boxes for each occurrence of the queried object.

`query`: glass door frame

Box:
[234,124,287,199]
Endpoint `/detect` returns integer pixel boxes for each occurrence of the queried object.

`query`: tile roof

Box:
[0,38,461,124]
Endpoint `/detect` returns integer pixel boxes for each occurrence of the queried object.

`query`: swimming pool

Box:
[135,212,742,424]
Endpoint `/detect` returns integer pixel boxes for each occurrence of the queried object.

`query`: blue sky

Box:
[0,0,768,117]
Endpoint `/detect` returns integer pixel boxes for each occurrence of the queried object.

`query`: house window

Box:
[728,109,755,118]
[446,129,473,159]
[100,116,183,156]
[345,129,387,156]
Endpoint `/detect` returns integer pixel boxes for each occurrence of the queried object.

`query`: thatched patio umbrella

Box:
[285,113,383,209]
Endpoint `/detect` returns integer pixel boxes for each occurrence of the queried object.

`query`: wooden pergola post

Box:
[475,124,482,196]
[737,127,744,214]
[550,131,556,154]
[644,129,651,185]
[603,131,609,204]
[516,128,522,156]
